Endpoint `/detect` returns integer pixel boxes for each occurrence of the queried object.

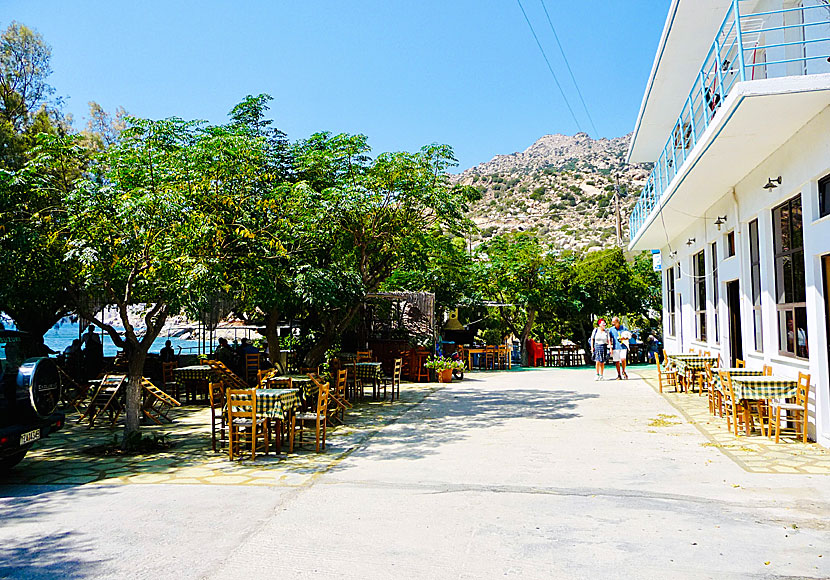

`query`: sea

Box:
[1,316,202,357]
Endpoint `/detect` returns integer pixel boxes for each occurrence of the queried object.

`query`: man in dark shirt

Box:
[159,340,177,363]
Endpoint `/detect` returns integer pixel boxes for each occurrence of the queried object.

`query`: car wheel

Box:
[0,450,28,471]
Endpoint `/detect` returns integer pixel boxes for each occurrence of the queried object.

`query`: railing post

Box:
[733,0,747,81]
[687,95,697,148]
[699,71,710,129]
[714,37,726,100]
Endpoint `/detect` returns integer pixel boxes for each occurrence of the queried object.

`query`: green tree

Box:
[289,136,477,364]
[474,232,556,364]
[65,117,229,438]
[0,20,85,344]
[554,248,647,363]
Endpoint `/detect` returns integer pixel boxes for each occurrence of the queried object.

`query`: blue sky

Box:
[6,1,668,171]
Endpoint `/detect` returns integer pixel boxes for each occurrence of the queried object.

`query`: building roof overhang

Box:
[627,0,735,163]
[629,75,830,251]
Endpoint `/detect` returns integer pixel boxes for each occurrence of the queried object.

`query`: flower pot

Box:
[438,368,453,383]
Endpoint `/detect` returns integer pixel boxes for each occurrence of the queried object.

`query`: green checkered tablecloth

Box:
[271,375,318,403]
[712,369,764,392]
[228,388,300,421]
[355,362,384,383]
[173,365,217,391]
[730,375,798,400]
[669,356,718,375]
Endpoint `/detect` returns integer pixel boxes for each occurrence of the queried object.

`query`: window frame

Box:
[725,230,736,258]
[666,266,676,337]
[772,195,808,359]
[693,250,707,342]
[749,219,763,352]
[711,241,719,344]
[819,173,830,219]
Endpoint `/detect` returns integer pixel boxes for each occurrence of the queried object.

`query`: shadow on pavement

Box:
[334,386,598,463]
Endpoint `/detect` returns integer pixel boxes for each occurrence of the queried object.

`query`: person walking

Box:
[590,318,612,380]
[609,316,629,380]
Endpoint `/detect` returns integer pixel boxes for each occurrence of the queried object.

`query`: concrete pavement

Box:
[2,367,829,579]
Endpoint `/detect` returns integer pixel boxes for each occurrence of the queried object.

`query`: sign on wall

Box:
[652,249,662,272]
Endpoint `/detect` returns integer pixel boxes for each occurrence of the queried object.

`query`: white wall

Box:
[659,103,830,446]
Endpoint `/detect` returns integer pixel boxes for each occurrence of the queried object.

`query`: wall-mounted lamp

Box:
[669,250,678,259]
[686,238,696,246]
[763,176,782,191]
[714,215,727,231]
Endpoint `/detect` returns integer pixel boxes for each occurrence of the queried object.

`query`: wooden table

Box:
[667,355,719,393]
[174,365,217,404]
[467,348,487,371]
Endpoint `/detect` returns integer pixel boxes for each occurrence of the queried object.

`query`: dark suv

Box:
[0,330,65,471]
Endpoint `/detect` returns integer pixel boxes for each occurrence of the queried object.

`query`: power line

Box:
[515,0,582,133]
[539,0,599,137]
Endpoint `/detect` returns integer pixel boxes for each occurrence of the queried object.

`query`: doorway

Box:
[726,280,743,366]
[823,255,830,407]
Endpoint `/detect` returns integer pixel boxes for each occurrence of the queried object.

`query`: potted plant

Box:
[424,356,465,383]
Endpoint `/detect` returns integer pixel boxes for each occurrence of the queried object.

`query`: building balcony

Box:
[628,0,830,248]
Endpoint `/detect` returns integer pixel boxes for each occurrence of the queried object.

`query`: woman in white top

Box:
[590,318,613,380]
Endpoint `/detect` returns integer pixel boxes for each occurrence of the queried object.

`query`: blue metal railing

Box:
[629,0,830,242]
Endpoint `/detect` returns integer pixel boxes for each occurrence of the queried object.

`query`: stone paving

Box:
[635,367,830,474]
[0,382,439,487]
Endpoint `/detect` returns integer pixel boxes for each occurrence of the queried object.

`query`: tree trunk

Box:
[264,307,281,369]
[577,319,593,365]
[302,304,363,367]
[518,309,536,366]
[124,346,148,441]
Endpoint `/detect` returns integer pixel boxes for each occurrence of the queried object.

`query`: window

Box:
[693,251,706,341]
[711,241,719,344]
[749,219,763,351]
[666,267,676,336]
[725,231,735,257]
[820,174,830,219]
[773,196,808,358]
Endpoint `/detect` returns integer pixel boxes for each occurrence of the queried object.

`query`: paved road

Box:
[2,368,829,579]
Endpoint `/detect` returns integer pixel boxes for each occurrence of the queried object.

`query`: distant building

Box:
[628,0,830,446]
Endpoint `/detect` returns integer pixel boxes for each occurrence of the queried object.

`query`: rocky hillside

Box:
[456,133,651,252]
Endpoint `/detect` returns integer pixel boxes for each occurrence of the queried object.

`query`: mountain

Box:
[456,132,651,252]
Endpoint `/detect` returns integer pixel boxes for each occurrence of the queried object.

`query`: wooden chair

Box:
[141,378,181,425]
[718,370,751,436]
[702,351,711,357]
[771,372,811,443]
[290,381,330,453]
[264,376,293,389]
[485,346,496,370]
[356,350,373,363]
[257,367,279,386]
[162,361,179,398]
[656,354,678,393]
[497,345,510,370]
[735,359,745,368]
[208,381,226,452]
[299,367,319,376]
[58,366,90,414]
[383,358,403,402]
[704,363,722,416]
[244,353,260,385]
[204,359,248,389]
[763,365,773,376]
[227,388,269,460]
[327,370,351,424]
[83,374,127,428]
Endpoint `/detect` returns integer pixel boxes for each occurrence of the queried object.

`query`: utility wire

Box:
[539,0,599,137]
[515,0,582,132]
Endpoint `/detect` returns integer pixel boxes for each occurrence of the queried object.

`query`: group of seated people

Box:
[210,337,260,375]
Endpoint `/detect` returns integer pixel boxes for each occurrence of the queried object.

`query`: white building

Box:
[628,0,830,446]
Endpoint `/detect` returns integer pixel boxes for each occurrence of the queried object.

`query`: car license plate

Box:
[20,429,40,445]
